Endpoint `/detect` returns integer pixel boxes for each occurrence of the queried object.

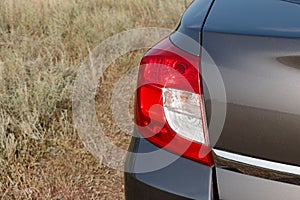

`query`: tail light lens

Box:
[135,38,213,166]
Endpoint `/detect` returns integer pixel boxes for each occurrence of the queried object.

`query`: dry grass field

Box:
[0,0,190,199]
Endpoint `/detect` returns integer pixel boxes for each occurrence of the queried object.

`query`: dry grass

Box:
[0,0,190,199]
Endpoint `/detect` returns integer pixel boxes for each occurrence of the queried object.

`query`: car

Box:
[124,0,300,199]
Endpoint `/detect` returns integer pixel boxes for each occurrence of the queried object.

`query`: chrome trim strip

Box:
[214,149,300,175]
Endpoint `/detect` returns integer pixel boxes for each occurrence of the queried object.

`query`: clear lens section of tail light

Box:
[162,88,205,144]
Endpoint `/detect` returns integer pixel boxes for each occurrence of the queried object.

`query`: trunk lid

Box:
[202,0,300,166]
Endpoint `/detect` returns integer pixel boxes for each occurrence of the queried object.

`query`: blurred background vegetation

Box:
[0,0,190,199]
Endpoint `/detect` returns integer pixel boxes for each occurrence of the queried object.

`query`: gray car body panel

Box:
[203,0,300,166]
[170,0,214,56]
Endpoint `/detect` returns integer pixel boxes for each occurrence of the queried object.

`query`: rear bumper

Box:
[124,131,215,200]
[125,173,191,200]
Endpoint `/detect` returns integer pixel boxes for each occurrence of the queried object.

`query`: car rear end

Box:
[125,0,300,199]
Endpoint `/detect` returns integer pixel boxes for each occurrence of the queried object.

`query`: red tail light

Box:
[135,38,213,166]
